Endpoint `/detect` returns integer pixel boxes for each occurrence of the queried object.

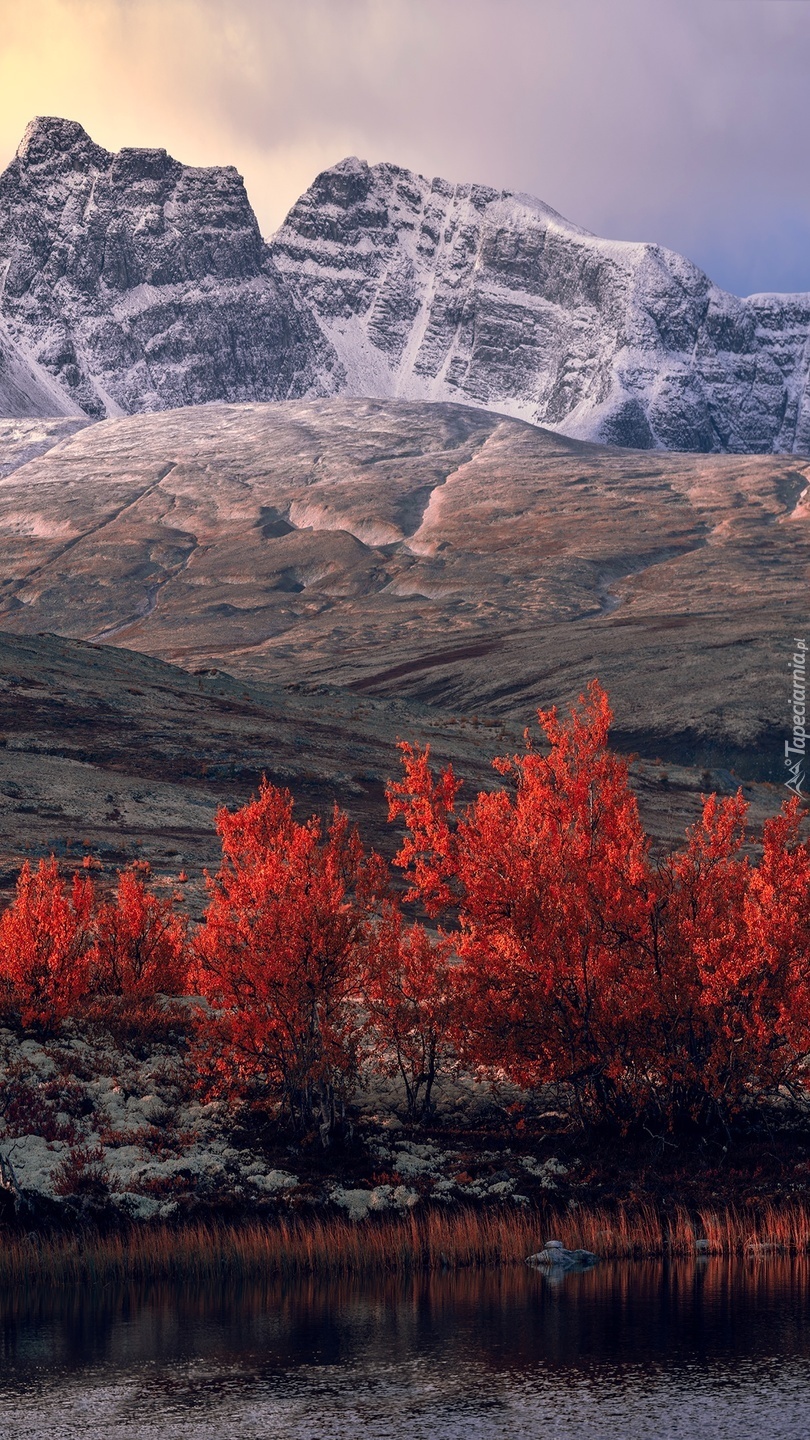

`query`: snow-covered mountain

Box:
[1,118,809,453]
[271,158,810,453]
[0,117,336,418]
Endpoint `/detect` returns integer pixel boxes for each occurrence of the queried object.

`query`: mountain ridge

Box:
[0,117,809,453]
[271,154,810,452]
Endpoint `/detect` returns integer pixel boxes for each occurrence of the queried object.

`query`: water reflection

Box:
[2,1259,810,1437]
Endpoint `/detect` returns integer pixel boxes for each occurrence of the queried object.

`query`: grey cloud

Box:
[3,0,810,295]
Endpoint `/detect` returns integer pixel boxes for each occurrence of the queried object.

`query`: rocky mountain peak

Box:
[0,116,334,419]
[269,155,810,453]
[308,155,376,203]
[15,115,110,171]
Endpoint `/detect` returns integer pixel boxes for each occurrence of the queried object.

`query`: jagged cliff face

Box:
[271,158,810,453]
[0,119,809,451]
[0,117,336,419]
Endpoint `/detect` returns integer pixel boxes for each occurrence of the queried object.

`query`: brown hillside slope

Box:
[0,398,806,778]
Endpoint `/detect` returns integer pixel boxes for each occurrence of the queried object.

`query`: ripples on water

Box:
[2,1258,810,1438]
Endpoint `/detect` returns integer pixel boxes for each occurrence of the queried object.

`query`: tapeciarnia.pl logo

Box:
[785,637,807,800]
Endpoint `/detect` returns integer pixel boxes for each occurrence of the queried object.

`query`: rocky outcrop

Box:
[271,158,810,453]
[0,117,336,419]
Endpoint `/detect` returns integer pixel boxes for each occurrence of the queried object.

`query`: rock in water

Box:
[526,1239,598,1269]
[0,117,337,419]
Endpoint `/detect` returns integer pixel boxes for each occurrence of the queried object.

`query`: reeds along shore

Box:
[5,1202,810,1287]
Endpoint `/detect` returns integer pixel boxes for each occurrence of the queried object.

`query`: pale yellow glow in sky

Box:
[0,0,368,233]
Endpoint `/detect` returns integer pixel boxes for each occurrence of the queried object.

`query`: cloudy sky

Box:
[0,0,808,297]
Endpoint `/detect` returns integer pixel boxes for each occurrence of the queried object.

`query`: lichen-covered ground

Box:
[0,1026,573,1225]
[4,1022,810,1231]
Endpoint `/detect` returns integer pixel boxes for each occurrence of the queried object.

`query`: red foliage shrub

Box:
[632,793,810,1129]
[0,858,94,1032]
[388,681,653,1122]
[50,1142,111,1198]
[388,682,810,1132]
[743,797,810,1058]
[363,906,457,1120]
[0,858,190,1043]
[0,1063,77,1142]
[91,865,188,1000]
[87,864,190,1044]
[195,780,380,1142]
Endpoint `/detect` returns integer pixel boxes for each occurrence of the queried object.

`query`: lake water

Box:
[2,1258,810,1438]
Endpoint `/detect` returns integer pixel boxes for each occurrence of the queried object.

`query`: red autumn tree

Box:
[740,797,810,1094]
[363,906,457,1121]
[389,684,810,1133]
[0,858,94,1032]
[627,791,751,1129]
[388,681,653,1124]
[195,780,378,1143]
[89,864,189,1036]
[635,793,810,1131]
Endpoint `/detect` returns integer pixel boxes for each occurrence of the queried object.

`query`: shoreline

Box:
[5,1201,810,1288]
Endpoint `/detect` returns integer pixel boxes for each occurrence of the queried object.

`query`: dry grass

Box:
[551,1200,810,1259]
[4,1200,810,1288]
[0,1208,538,1288]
